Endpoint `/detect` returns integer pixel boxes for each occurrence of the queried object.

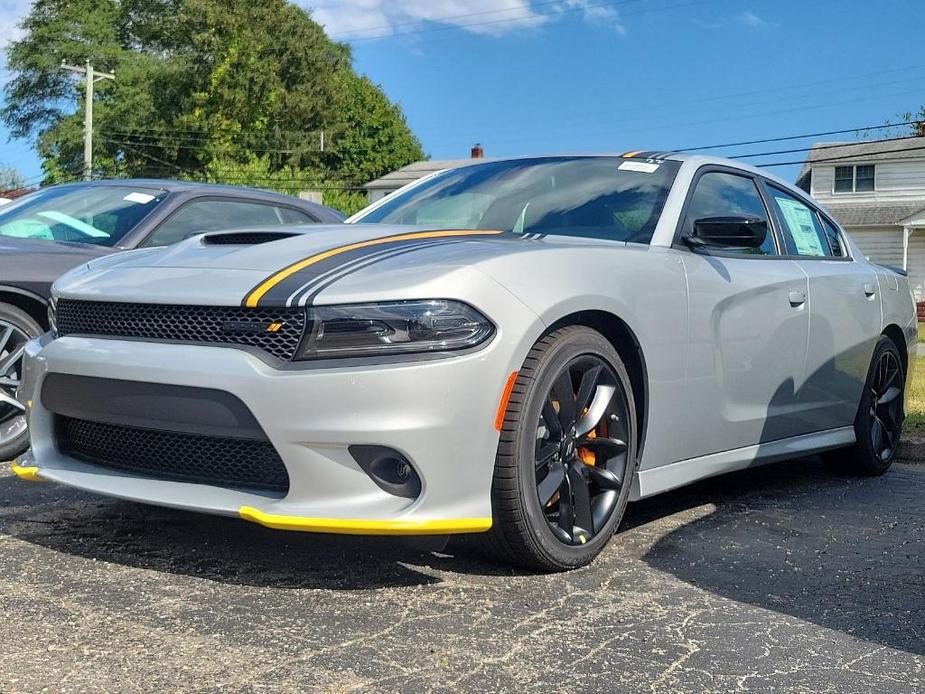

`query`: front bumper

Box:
[16,321,532,534]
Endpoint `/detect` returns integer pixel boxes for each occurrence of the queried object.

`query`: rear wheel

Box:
[0,302,40,462]
[485,326,637,571]
[824,335,904,476]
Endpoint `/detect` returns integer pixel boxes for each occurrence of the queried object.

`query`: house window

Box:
[834,165,875,193]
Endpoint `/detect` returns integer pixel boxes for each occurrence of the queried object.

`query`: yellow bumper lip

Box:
[10,462,43,482]
[239,506,491,536]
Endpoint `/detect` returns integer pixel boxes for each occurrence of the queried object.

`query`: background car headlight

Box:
[295,300,494,360]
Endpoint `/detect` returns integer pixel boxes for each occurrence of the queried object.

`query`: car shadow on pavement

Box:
[0,474,521,589]
[631,458,925,656]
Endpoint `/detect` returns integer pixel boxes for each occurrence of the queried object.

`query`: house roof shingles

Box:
[823,201,925,227]
[364,159,489,190]
[805,136,925,164]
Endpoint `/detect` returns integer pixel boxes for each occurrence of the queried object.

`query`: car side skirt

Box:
[631,426,855,500]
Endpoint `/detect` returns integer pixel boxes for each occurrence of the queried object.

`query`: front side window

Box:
[683,171,777,256]
[834,165,875,193]
[143,199,300,247]
[768,187,833,257]
[0,185,167,246]
[353,157,681,244]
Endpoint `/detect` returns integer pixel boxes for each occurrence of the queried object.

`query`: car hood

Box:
[0,236,114,298]
[54,223,627,308]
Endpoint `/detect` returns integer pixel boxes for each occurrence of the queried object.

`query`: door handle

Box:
[788,291,806,307]
[864,283,877,297]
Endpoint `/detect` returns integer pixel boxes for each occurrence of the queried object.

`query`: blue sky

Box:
[2,0,924,185]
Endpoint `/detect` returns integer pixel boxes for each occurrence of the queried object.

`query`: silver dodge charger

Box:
[11,153,917,570]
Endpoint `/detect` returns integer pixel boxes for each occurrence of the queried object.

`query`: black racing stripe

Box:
[299,238,488,307]
[252,231,530,307]
[287,239,462,307]
[283,242,439,307]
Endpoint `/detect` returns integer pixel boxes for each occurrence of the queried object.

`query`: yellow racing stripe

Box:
[622,150,643,158]
[239,506,492,535]
[244,229,504,308]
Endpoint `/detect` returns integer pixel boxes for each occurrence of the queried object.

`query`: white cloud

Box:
[305,0,625,39]
[735,11,772,29]
[0,1,29,48]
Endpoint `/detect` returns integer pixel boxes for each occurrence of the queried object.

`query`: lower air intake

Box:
[56,416,290,494]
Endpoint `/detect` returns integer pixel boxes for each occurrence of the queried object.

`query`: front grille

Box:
[56,300,305,361]
[57,416,290,493]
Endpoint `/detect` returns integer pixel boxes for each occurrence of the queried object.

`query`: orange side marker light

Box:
[495,371,520,431]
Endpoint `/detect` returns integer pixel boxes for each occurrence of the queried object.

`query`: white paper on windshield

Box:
[124,192,156,204]
[618,161,660,173]
[775,196,825,256]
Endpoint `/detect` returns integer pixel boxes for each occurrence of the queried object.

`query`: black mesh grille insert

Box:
[56,300,305,361]
[57,416,290,493]
[203,231,299,245]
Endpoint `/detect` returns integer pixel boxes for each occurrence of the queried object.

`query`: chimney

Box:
[471,143,484,159]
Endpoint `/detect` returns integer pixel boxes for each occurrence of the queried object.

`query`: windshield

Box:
[354,157,681,244]
[0,185,168,246]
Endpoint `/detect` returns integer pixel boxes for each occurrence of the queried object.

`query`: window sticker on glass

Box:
[618,161,660,173]
[775,196,825,256]
[123,192,156,204]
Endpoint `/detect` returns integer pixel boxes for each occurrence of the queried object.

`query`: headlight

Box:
[295,300,494,360]
[47,295,58,337]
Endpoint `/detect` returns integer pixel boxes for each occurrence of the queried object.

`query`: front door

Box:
[675,170,811,461]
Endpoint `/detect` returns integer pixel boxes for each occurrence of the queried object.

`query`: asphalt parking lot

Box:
[1,458,922,693]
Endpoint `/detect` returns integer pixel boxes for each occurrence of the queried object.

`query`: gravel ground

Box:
[0,457,922,693]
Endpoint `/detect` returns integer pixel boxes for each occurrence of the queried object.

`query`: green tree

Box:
[2,0,424,192]
[0,165,25,192]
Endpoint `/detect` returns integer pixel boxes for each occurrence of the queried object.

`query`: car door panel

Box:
[680,253,811,458]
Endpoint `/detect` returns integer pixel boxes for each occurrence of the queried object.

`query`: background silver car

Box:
[11,153,917,571]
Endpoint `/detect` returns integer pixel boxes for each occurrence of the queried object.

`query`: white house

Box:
[363,145,489,203]
[797,136,925,299]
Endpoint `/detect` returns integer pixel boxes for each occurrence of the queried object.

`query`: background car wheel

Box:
[0,302,41,462]
[483,326,637,571]
[824,335,905,476]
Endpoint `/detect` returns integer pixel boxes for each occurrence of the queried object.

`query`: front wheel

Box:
[824,335,905,476]
[0,302,41,462]
[484,326,637,571]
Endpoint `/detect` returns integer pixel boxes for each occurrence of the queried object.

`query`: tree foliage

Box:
[2,0,424,211]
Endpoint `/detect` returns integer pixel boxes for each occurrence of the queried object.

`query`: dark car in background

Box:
[0,179,344,460]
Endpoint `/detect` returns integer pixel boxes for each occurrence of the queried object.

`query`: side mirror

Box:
[685,215,768,249]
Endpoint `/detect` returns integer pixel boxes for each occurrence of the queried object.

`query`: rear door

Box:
[674,168,812,460]
[762,183,881,431]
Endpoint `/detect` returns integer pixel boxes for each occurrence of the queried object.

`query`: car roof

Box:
[43,179,345,222]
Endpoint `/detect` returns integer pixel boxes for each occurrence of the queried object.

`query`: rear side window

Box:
[683,171,777,256]
[819,216,846,257]
[143,199,310,247]
[767,186,835,258]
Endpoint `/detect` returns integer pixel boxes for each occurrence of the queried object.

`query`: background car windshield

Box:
[354,157,680,243]
[0,185,167,246]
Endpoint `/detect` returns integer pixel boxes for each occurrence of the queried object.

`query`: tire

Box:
[823,335,905,476]
[482,326,637,572]
[0,302,41,462]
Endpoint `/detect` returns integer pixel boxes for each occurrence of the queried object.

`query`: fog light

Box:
[349,445,422,499]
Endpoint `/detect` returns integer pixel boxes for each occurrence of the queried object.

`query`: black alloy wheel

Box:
[534,355,630,546]
[483,326,637,571]
[824,335,905,476]
[0,303,40,462]
[868,347,903,463]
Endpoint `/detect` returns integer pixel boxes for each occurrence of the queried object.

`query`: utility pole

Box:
[61,60,115,181]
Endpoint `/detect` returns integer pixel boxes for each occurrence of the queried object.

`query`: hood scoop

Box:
[201,230,301,246]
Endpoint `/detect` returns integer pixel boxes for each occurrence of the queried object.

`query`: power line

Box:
[680,120,924,152]
[727,134,924,161]
[754,143,925,168]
